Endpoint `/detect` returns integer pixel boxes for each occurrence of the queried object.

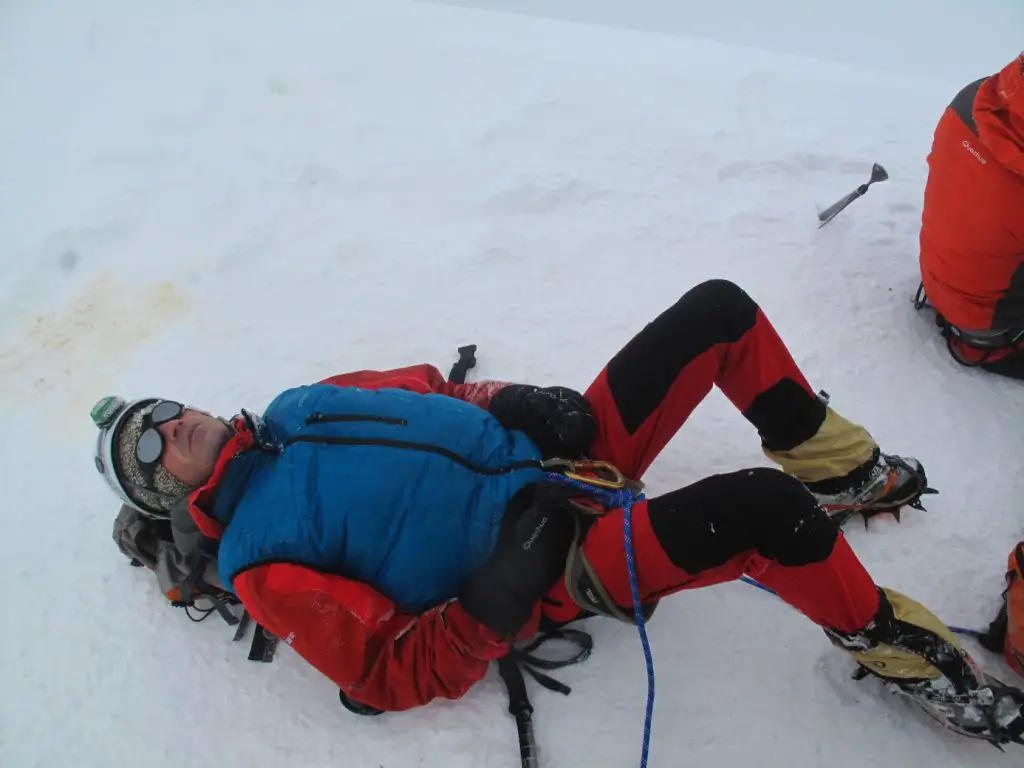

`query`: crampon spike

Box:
[852,483,938,529]
[909,486,938,511]
[859,505,904,529]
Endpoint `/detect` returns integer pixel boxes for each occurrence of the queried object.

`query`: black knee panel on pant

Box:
[648,468,838,575]
[606,280,759,434]
[744,380,826,452]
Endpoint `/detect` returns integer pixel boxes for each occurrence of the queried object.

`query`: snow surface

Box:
[426,0,1024,83]
[2,1,1023,766]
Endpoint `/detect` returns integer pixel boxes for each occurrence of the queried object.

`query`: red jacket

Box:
[919,55,1024,334]
[187,365,545,711]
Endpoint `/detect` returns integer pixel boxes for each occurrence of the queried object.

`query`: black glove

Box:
[459,483,577,637]
[488,384,596,459]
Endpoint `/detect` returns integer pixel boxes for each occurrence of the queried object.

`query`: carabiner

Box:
[541,459,627,490]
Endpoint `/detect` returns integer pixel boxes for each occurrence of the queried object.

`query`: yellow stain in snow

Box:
[0,270,191,421]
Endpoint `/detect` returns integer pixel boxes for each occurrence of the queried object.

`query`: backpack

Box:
[112,503,278,662]
[980,541,1024,676]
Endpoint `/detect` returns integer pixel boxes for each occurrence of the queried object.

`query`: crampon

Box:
[855,666,1024,749]
[818,454,939,529]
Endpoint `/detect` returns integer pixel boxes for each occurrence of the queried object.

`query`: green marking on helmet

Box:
[91,396,127,428]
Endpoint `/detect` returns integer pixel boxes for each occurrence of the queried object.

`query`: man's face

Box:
[156,408,232,486]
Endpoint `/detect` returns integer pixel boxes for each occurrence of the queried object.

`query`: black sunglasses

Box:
[136,400,185,468]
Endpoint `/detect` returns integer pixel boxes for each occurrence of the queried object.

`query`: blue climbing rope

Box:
[622,486,655,768]
[737,575,985,638]
[542,476,987,767]
[546,473,654,768]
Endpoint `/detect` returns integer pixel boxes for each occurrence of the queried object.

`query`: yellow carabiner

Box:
[562,460,627,490]
[541,458,644,495]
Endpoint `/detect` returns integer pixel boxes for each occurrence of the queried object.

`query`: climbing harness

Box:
[489,455,656,768]
[445,344,651,765]
[913,283,1024,368]
[544,471,655,768]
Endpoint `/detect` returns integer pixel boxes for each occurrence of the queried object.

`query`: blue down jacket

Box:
[211,383,545,613]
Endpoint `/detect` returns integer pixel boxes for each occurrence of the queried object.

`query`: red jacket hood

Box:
[976,53,1024,178]
[187,416,255,541]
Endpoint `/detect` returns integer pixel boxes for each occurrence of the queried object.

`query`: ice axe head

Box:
[817,161,890,227]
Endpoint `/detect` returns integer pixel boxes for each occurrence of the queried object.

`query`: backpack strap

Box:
[495,628,593,768]
[246,623,279,663]
[175,552,241,627]
[331,625,594,768]
[447,344,477,385]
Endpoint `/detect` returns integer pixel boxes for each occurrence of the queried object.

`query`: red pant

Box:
[541,280,880,633]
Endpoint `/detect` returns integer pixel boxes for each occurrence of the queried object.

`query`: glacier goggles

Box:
[135,400,186,470]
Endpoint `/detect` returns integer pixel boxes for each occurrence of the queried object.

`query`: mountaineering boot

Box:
[805,447,937,527]
[825,587,1024,747]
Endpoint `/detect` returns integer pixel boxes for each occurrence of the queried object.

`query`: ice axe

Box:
[817,163,889,228]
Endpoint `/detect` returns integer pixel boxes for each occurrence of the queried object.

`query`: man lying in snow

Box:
[92,279,1024,745]
[916,53,1024,377]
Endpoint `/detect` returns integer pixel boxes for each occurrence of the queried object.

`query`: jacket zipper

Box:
[283,434,542,476]
[306,412,408,426]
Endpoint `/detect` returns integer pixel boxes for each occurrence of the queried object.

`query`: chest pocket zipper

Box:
[305,413,408,426]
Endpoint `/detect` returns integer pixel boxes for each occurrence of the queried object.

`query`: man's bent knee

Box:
[647,468,837,575]
[751,469,838,566]
[605,280,760,434]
